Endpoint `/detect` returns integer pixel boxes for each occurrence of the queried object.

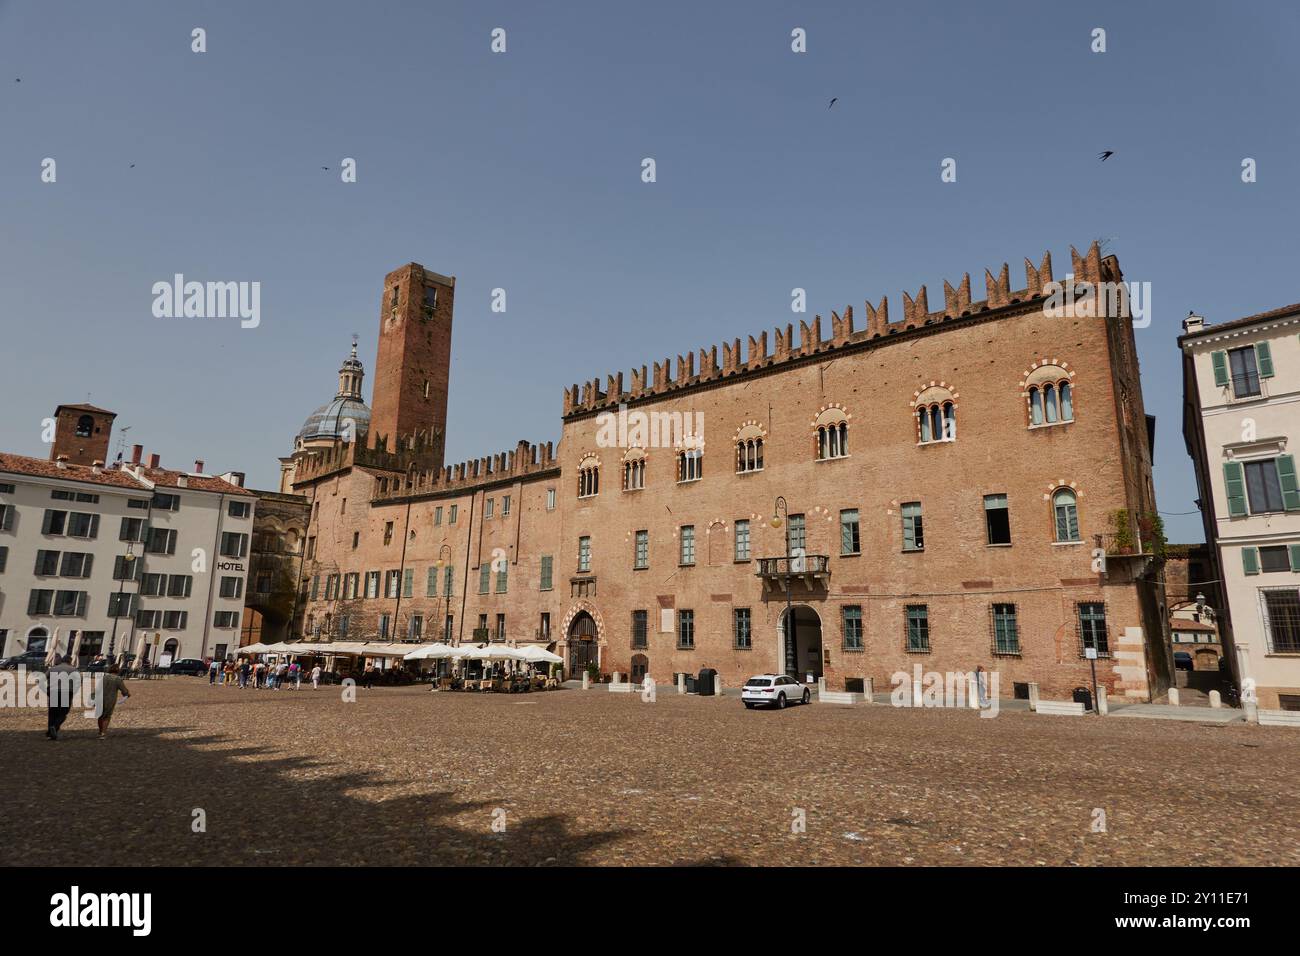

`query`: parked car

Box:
[742,673,811,709]
[0,650,49,671]
[169,658,209,676]
[1174,651,1193,671]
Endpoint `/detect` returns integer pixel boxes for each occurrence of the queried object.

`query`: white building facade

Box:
[1181,304,1300,710]
[0,454,255,665]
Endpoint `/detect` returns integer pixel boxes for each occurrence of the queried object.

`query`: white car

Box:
[742,674,811,709]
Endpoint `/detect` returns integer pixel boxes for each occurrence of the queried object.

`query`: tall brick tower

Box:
[368,263,455,466]
[49,403,115,466]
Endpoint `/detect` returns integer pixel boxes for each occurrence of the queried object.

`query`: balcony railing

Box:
[755,554,831,591]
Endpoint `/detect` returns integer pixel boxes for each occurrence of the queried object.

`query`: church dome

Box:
[295,337,370,446]
[297,397,371,444]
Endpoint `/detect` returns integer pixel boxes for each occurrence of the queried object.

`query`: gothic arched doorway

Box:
[567,611,599,676]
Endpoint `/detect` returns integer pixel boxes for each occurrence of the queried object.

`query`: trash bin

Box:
[1072,686,1093,711]
[698,668,717,696]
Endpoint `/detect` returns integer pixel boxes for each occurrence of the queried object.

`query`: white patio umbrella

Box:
[131,631,148,671]
[43,628,62,667]
[239,642,271,654]
[517,645,563,664]
[403,643,454,661]
[68,630,83,668]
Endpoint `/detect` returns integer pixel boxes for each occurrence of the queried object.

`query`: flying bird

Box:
[129,164,135,168]
[1098,150,1114,161]
[321,166,330,170]
[828,97,838,109]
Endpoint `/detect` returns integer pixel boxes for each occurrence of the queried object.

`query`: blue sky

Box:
[2,0,1298,543]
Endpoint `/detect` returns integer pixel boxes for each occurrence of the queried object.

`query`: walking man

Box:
[46,655,78,740]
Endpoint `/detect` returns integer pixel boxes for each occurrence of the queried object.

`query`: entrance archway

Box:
[567,611,599,676]
[24,626,49,656]
[779,605,823,680]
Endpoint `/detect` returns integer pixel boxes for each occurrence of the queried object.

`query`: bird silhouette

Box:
[1098,150,1114,161]
[14,78,20,83]
[129,164,135,168]
[828,97,838,109]
[321,166,330,170]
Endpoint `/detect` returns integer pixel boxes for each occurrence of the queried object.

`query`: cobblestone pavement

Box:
[2,678,1295,866]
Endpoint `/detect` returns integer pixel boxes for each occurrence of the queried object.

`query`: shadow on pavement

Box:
[0,724,633,866]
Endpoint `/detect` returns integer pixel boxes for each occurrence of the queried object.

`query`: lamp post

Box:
[107,543,136,659]
[770,496,795,677]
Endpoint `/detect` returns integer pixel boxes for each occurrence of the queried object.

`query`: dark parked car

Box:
[1174,651,1193,671]
[0,650,49,671]
[169,658,209,676]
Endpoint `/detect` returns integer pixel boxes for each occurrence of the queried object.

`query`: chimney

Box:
[147,453,160,469]
[177,475,188,488]
[55,455,68,469]
[131,444,143,465]
[1183,313,1206,334]
[193,459,205,474]
[92,460,103,474]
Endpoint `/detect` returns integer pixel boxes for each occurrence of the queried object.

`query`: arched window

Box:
[75,415,94,438]
[913,386,957,443]
[1052,488,1080,542]
[734,423,765,474]
[814,408,850,460]
[1026,365,1074,427]
[677,448,703,482]
[622,449,646,491]
[577,455,600,498]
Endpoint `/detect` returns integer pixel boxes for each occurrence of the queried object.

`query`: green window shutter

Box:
[1223,461,1247,517]
[1277,455,1300,511]
[1255,341,1274,378]
[1289,544,1300,571]
[1211,350,1229,387]
[1242,547,1259,576]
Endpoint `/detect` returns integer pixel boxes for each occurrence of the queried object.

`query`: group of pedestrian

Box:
[208,657,323,689]
[45,655,130,741]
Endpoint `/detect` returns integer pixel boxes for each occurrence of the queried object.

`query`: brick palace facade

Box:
[286,244,1170,701]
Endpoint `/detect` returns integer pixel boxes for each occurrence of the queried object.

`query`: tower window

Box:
[423,286,438,315]
[75,415,94,438]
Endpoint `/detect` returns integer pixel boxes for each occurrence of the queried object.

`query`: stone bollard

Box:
[714,673,723,698]
[1243,700,1258,723]
[612,671,622,684]
[677,673,686,695]
[863,677,874,703]
[1097,686,1108,716]
[581,672,590,690]
[1028,682,1040,712]
[817,676,827,697]
[1168,687,1180,707]
[968,673,980,709]
[1209,689,1222,709]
